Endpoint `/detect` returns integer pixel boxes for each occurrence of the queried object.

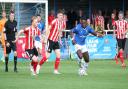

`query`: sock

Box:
[119,50,124,64]
[31,60,35,66]
[39,57,47,66]
[14,56,17,70]
[54,58,60,70]
[5,57,8,71]
[33,61,38,72]
[82,61,88,71]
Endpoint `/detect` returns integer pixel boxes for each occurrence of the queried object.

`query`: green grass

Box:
[0,60,128,89]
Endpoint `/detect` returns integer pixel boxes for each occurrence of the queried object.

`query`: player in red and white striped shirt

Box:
[16,16,42,75]
[37,10,66,74]
[114,11,128,67]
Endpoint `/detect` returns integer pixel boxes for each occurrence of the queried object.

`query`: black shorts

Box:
[117,38,126,50]
[47,39,60,53]
[25,47,38,60]
[6,41,16,54]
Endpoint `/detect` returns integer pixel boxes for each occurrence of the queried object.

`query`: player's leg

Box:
[80,45,89,75]
[119,39,126,67]
[12,42,18,72]
[53,41,61,74]
[5,42,11,72]
[54,49,61,74]
[38,39,52,66]
[74,44,83,67]
[36,51,50,74]
[82,52,89,75]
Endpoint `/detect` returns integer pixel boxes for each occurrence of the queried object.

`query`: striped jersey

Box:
[114,20,128,39]
[23,26,41,50]
[95,16,104,29]
[48,18,66,42]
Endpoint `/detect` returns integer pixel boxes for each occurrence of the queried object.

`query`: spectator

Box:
[95,10,104,30]
[107,13,116,34]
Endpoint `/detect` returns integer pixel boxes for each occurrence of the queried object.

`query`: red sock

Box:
[39,57,47,66]
[31,60,34,66]
[54,58,60,70]
[33,61,38,72]
[119,51,124,64]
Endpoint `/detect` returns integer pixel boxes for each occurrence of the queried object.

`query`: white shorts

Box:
[34,41,42,49]
[74,44,88,53]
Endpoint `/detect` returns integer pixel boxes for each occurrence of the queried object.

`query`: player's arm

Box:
[15,27,28,42]
[89,27,103,37]
[70,27,78,45]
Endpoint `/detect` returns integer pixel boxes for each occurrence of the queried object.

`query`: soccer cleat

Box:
[31,71,37,76]
[36,65,40,74]
[54,70,61,75]
[83,71,88,76]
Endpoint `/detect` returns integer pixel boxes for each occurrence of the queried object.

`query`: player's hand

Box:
[6,42,10,47]
[72,39,76,45]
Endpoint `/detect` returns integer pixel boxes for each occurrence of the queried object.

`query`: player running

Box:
[16,16,42,75]
[71,16,103,76]
[36,9,66,74]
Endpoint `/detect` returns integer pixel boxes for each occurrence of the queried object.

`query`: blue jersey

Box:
[38,22,45,33]
[72,24,94,45]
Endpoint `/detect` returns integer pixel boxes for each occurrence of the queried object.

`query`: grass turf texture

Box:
[0,60,128,89]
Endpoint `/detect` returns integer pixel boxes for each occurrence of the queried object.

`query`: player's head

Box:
[57,9,64,21]
[31,16,38,27]
[118,11,124,20]
[10,11,15,22]
[37,14,41,22]
[111,13,115,19]
[87,18,91,25]
[81,16,87,28]
[2,11,6,18]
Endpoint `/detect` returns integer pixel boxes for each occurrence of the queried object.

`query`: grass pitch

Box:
[0,60,128,89]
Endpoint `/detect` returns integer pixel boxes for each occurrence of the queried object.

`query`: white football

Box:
[78,68,85,76]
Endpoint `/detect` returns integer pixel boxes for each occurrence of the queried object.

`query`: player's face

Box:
[10,13,15,21]
[37,16,41,22]
[118,14,123,20]
[33,19,38,27]
[87,19,90,25]
[2,12,6,18]
[57,13,64,21]
[81,19,87,28]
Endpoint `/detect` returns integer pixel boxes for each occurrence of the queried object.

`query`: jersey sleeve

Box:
[88,26,95,33]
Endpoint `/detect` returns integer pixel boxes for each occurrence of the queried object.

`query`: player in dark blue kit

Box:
[71,16,103,76]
